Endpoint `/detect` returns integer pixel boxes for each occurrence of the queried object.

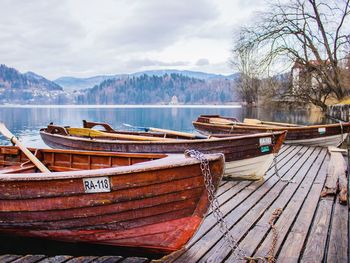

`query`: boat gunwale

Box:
[40,128,286,144]
[193,118,350,131]
[0,150,224,182]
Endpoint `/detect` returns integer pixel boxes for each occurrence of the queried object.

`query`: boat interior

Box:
[0,146,166,174]
[43,123,193,141]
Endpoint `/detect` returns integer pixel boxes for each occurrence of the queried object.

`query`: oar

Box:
[0,123,51,173]
[208,117,237,125]
[244,118,302,127]
[66,127,176,141]
[123,123,208,139]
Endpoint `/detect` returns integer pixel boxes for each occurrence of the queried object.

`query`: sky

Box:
[0,0,264,80]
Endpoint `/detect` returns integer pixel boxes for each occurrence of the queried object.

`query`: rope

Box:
[266,208,283,263]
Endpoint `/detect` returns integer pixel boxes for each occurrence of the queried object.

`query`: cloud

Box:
[0,0,256,78]
[195,58,210,66]
[97,0,220,52]
[0,0,86,77]
[124,58,189,69]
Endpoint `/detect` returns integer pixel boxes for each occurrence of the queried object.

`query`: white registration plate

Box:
[259,137,272,146]
[318,127,326,134]
[83,176,111,193]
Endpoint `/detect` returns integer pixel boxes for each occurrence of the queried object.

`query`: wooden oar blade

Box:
[243,118,262,125]
[209,118,235,125]
[0,122,15,140]
[0,122,50,173]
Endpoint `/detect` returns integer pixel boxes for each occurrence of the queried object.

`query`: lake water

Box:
[0,105,329,148]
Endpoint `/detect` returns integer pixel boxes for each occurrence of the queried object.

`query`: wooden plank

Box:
[11,255,46,263]
[119,257,149,263]
[190,145,304,242]
[38,255,74,263]
[203,147,326,262]
[338,165,348,204]
[251,148,328,261]
[172,146,309,262]
[91,256,124,263]
[0,254,23,262]
[300,196,334,262]
[179,145,305,258]
[326,197,348,262]
[321,148,347,197]
[271,153,329,262]
[66,256,99,263]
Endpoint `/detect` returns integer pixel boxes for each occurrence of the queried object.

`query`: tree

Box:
[231,47,261,105]
[234,0,350,111]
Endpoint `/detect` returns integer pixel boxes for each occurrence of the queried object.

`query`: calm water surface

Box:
[0,105,329,148]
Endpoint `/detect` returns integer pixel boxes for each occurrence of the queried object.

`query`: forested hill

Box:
[76,73,238,104]
[0,64,67,104]
[0,65,62,91]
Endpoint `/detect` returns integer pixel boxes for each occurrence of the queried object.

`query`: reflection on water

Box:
[0,105,330,148]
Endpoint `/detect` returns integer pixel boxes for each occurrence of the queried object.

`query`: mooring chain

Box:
[338,120,344,146]
[185,150,284,262]
[270,132,295,184]
[184,149,247,260]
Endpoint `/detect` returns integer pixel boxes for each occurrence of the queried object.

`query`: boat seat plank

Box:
[47,165,82,172]
[0,164,36,174]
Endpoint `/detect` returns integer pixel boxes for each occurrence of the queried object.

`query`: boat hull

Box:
[224,153,274,180]
[0,147,224,253]
[285,133,348,147]
[40,128,286,180]
[193,115,350,147]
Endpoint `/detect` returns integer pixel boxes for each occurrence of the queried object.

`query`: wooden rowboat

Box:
[0,145,224,254]
[39,121,287,180]
[192,115,350,147]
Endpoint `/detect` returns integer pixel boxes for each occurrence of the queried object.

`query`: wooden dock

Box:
[0,145,348,262]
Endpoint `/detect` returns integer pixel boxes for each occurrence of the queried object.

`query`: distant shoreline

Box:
[0,104,242,109]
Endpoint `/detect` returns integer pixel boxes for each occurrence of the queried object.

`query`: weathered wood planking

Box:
[162,145,348,263]
[172,146,308,262]
[202,147,327,262]
[0,145,348,263]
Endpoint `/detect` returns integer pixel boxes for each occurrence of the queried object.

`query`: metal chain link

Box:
[185,149,285,262]
[185,149,247,260]
[270,132,295,184]
[339,120,344,146]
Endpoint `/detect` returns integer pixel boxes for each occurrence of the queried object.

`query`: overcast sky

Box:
[0,0,264,80]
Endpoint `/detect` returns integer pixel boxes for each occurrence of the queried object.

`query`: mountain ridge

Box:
[54,69,238,91]
[0,64,239,104]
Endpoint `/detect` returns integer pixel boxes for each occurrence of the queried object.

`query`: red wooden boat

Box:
[0,145,224,254]
[193,115,350,147]
[39,121,286,180]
